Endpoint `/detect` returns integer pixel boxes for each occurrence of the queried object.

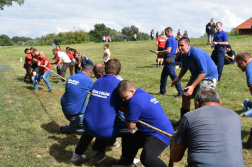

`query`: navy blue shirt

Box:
[83,74,126,140]
[181,47,218,79]
[126,88,174,145]
[214,30,228,49]
[226,50,236,63]
[164,35,177,57]
[246,61,252,87]
[61,71,93,115]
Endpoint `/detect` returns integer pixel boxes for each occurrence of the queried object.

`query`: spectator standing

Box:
[211,22,229,81]
[156,33,167,67]
[102,44,111,64]
[175,29,182,41]
[206,21,215,45]
[133,34,137,41]
[182,30,188,38]
[150,29,154,40]
[123,34,127,41]
[156,31,159,38]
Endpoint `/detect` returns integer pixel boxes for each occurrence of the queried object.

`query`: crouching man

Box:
[60,65,93,134]
[113,80,174,167]
[170,89,244,167]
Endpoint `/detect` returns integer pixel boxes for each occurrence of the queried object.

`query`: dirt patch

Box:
[5,99,13,103]
[4,94,11,99]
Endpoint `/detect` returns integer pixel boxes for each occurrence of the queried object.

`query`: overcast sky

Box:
[0,0,249,39]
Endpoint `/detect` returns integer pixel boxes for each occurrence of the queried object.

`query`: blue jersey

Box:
[61,71,93,115]
[83,74,125,140]
[246,61,252,87]
[214,30,228,49]
[126,88,174,145]
[181,47,218,79]
[164,35,177,57]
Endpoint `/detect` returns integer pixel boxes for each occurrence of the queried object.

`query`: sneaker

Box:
[112,140,120,147]
[48,89,53,93]
[71,152,86,162]
[88,152,106,164]
[58,81,65,85]
[112,160,135,167]
[174,93,183,98]
[240,113,245,117]
[33,88,39,92]
[59,126,64,134]
[120,156,140,164]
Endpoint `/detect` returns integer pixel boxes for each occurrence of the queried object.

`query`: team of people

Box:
[21,20,250,166]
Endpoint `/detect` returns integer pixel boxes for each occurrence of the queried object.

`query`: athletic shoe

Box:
[174,93,183,98]
[58,81,65,85]
[120,156,140,164]
[88,152,106,164]
[33,88,39,92]
[112,140,120,147]
[240,113,245,117]
[48,89,53,93]
[112,160,135,167]
[70,152,86,162]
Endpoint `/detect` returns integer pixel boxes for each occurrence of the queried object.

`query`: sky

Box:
[0,0,250,39]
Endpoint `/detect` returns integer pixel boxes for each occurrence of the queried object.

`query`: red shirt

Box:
[54,54,59,62]
[156,37,167,48]
[37,56,51,73]
[24,54,32,65]
[67,52,74,60]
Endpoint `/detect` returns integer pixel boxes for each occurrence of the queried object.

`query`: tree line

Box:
[0,24,150,46]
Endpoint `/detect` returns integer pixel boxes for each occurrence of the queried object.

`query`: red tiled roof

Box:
[235,17,252,29]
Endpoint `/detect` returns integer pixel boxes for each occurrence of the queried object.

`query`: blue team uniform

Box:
[127,88,174,145]
[160,35,183,95]
[211,30,228,81]
[181,47,218,80]
[246,61,252,87]
[60,71,93,134]
[83,74,126,140]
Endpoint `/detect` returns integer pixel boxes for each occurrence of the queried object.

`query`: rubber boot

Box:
[171,108,190,127]
[243,128,252,149]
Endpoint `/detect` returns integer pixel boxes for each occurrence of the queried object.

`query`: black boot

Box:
[243,128,252,149]
[171,108,190,127]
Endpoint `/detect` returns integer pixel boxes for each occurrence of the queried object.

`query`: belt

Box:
[214,47,224,50]
[63,111,81,116]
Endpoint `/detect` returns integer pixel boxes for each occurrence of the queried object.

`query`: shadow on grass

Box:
[242,129,250,140]
[41,121,61,134]
[235,109,243,115]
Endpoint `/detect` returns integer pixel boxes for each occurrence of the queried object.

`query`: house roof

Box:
[235,17,252,29]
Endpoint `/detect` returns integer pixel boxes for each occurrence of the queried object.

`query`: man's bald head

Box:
[93,63,105,79]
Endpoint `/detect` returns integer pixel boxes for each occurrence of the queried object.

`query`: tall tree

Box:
[0,0,24,10]
[0,34,14,46]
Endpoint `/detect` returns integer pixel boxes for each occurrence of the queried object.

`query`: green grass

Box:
[0,36,252,166]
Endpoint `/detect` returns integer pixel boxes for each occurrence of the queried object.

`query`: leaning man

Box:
[60,65,93,135]
[32,51,53,92]
[170,89,244,167]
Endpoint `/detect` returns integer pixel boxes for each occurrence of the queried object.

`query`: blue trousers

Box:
[243,99,252,117]
[32,71,52,91]
[62,112,85,134]
[160,62,183,94]
[211,48,225,81]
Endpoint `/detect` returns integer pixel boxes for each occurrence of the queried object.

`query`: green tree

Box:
[0,34,14,46]
[12,36,32,43]
[0,0,24,10]
[227,28,239,36]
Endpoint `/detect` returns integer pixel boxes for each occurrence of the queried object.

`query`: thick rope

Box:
[44,66,67,81]
[137,120,173,137]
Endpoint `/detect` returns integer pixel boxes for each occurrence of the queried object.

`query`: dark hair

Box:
[178,37,190,44]
[30,47,33,50]
[165,27,173,32]
[105,59,121,75]
[93,63,105,76]
[66,47,70,50]
[56,45,60,49]
[24,48,29,54]
[104,44,109,48]
[194,89,220,106]
[226,44,231,49]
[69,48,74,51]
[52,48,57,52]
[117,80,135,96]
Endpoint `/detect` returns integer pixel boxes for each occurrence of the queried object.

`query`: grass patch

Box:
[0,36,252,166]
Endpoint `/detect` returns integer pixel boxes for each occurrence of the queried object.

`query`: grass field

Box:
[0,36,252,167]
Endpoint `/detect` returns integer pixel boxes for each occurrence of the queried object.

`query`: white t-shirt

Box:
[103,49,111,62]
[58,51,71,63]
